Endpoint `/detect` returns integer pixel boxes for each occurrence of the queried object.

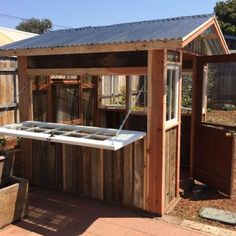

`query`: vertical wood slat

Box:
[176,51,182,196]
[30,140,145,209]
[231,138,236,199]
[165,131,170,207]
[190,58,204,178]
[103,150,113,201]
[82,147,90,196]
[133,139,144,209]
[147,50,167,214]
[169,128,177,201]
[113,149,123,203]
[90,148,102,199]
[123,144,133,205]
[18,56,33,181]
[165,127,178,208]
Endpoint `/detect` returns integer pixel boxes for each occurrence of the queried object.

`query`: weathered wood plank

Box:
[0,40,182,57]
[123,144,133,205]
[82,147,90,196]
[113,149,123,203]
[147,50,167,214]
[18,56,32,181]
[165,131,170,207]
[133,139,144,209]
[103,150,113,201]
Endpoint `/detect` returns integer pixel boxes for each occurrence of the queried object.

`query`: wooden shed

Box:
[0,14,235,216]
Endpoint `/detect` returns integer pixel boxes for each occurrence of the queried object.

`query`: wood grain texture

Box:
[18,57,33,181]
[147,50,167,214]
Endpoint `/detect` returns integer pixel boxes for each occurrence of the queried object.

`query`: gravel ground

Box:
[169,182,236,231]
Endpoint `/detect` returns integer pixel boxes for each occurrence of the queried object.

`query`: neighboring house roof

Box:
[224,35,236,40]
[0,27,37,46]
[0,14,214,50]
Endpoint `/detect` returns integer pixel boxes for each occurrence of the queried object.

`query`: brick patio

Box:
[0,188,211,236]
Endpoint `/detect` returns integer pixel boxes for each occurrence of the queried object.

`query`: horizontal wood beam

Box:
[28,51,147,69]
[199,53,236,63]
[0,40,182,57]
[27,67,148,76]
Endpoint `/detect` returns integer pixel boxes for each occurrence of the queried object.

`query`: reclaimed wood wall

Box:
[31,138,146,210]
[164,126,178,208]
[194,124,234,196]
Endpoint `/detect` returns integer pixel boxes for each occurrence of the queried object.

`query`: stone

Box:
[199,207,236,225]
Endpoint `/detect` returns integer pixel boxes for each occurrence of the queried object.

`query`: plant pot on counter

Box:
[0,176,29,229]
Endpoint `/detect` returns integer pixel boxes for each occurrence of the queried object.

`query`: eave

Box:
[0,39,182,57]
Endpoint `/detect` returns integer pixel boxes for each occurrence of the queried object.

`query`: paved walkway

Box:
[0,188,211,236]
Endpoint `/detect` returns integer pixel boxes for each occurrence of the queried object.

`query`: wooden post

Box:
[175,51,183,196]
[190,57,204,178]
[18,57,32,121]
[18,56,33,181]
[147,50,167,214]
[47,76,52,122]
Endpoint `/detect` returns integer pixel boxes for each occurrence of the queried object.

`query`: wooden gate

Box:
[192,54,236,196]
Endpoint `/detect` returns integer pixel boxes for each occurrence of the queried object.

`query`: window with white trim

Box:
[166,65,179,126]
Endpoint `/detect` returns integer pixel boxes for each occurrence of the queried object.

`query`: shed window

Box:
[0,121,146,151]
[130,75,147,112]
[166,65,179,126]
[100,75,126,109]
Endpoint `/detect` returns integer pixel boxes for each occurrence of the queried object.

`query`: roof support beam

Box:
[27,67,148,76]
[0,40,182,57]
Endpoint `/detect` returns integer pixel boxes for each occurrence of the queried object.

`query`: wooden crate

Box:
[0,176,28,229]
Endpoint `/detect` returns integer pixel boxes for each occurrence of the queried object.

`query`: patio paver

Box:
[0,188,211,236]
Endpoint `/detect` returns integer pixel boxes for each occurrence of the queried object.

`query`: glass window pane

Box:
[204,62,236,126]
[130,75,147,112]
[166,66,179,123]
[100,75,126,109]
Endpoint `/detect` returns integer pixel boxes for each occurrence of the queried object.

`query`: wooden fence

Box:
[209,63,236,106]
[0,57,18,125]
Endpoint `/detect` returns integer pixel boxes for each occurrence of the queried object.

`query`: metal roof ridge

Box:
[50,13,214,33]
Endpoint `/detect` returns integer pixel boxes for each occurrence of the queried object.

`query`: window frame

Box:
[166,65,180,128]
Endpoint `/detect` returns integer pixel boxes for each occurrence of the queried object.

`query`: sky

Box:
[0,0,221,30]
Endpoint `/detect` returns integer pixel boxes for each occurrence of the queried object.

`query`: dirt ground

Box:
[169,182,236,231]
[206,110,236,126]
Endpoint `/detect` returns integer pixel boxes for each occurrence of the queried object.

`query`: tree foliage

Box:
[16,18,52,34]
[214,0,236,35]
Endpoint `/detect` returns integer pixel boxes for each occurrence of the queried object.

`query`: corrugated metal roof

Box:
[0,14,213,51]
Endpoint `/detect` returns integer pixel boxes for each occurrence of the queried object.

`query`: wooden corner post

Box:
[18,56,33,181]
[147,50,167,215]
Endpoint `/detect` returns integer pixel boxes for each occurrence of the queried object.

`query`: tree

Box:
[16,18,52,34]
[214,0,236,35]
